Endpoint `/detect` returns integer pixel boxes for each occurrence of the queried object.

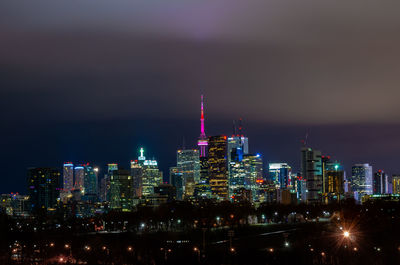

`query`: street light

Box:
[343,231,350,238]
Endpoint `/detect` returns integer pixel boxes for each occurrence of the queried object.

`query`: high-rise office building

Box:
[229,148,246,197]
[109,169,133,211]
[136,148,163,197]
[269,163,292,189]
[242,154,263,201]
[373,170,390,195]
[392,175,400,195]
[177,149,200,198]
[324,163,344,203]
[295,175,307,202]
[99,163,118,202]
[62,162,74,192]
[83,165,98,201]
[386,174,393,194]
[130,160,143,198]
[227,119,249,157]
[301,147,322,204]
[320,156,345,203]
[169,167,183,200]
[227,119,249,197]
[208,135,228,200]
[74,165,85,191]
[198,95,208,158]
[351,163,373,201]
[27,168,61,212]
[195,157,211,199]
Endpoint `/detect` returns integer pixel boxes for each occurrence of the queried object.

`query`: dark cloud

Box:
[1,0,400,192]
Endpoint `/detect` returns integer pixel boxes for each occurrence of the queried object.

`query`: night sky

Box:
[2,0,400,194]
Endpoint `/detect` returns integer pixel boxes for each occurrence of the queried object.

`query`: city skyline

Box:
[3,2,400,264]
[3,102,400,195]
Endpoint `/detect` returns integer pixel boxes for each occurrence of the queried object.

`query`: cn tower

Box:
[198,95,208,157]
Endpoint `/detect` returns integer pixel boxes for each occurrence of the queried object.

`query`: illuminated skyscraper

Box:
[323,162,344,203]
[169,167,183,200]
[229,149,246,197]
[177,149,200,198]
[198,95,208,157]
[268,163,292,189]
[195,157,212,199]
[351,163,373,200]
[227,119,249,158]
[130,160,143,198]
[227,122,249,196]
[373,170,386,195]
[301,147,322,204]
[109,169,133,211]
[83,165,98,201]
[27,168,61,212]
[392,175,400,194]
[99,163,118,202]
[62,162,74,192]
[242,154,263,201]
[137,148,163,197]
[208,135,228,200]
[74,165,85,191]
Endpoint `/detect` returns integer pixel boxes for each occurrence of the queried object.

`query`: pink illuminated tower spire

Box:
[198,95,208,157]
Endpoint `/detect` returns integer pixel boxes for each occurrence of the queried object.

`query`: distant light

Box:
[94,167,99,172]
[343,231,350,238]
[284,242,289,247]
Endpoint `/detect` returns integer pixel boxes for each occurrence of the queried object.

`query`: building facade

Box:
[177,149,200,198]
[301,147,322,204]
[27,168,61,213]
[351,163,373,201]
[109,169,133,211]
[208,135,228,200]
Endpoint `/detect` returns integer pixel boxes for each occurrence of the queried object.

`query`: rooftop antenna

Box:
[302,131,309,147]
[232,120,237,136]
[182,136,186,150]
[238,118,243,136]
